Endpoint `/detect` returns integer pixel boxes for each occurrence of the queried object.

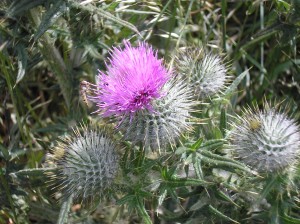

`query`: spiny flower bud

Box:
[47,124,119,203]
[227,103,300,173]
[118,77,195,152]
[174,47,228,99]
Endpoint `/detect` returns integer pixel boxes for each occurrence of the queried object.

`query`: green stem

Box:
[221,0,227,52]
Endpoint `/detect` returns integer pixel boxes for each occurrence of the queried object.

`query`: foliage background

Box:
[1,0,300,223]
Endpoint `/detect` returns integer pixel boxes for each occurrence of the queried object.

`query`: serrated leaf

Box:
[7,0,48,17]
[34,0,67,41]
[70,1,141,37]
[224,69,250,96]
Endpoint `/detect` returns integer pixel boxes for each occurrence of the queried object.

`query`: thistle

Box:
[173,47,228,99]
[85,41,196,151]
[88,40,169,119]
[47,124,119,203]
[118,78,195,152]
[227,103,300,173]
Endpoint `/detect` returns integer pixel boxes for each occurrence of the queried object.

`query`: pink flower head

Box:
[90,41,170,118]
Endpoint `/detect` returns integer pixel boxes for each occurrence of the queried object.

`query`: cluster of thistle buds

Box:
[48,40,300,206]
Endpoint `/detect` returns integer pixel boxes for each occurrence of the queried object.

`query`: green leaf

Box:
[34,0,67,41]
[56,194,73,224]
[158,189,167,206]
[10,168,56,178]
[69,1,141,37]
[216,190,240,207]
[208,205,239,223]
[7,0,48,17]
[197,139,225,151]
[190,193,209,211]
[224,68,250,96]
[258,175,279,201]
[197,150,254,174]
[282,213,300,224]
[193,156,204,179]
[164,177,212,188]
[135,196,152,224]
[190,137,203,151]
[116,194,136,206]
[15,44,27,86]
[9,168,56,188]
[219,107,227,137]
[0,144,9,160]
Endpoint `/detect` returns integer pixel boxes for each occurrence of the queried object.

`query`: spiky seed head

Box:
[47,124,119,204]
[173,47,228,99]
[227,103,300,173]
[118,77,196,152]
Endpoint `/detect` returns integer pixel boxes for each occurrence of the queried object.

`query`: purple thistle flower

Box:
[89,41,170,119]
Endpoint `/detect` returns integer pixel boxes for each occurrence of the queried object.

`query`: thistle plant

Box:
[3,1,300,223]
[47,124,120,204]
[173,47,228,99]
[227,103,300,173]
[86,41,196,151]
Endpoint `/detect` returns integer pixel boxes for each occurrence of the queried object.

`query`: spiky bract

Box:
[174,47,227,99]
[48,125,119,203]
[228,104,300,173]
[118,78,195,152]
[88,40,169,118]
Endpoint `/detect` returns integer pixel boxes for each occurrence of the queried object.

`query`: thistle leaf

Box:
[34,0,67,41]
[56,195,73,224]
[69,1,141,37]
[208,205,239,224]
[7,0,48,17]
[15,44,27,86]
[224,69,250,96]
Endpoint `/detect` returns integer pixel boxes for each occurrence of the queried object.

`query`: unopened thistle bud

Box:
[174,47,228,99]
[47,124,119,203]
[118,78,195,152]
[227,103,300,173]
